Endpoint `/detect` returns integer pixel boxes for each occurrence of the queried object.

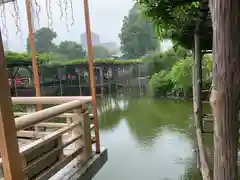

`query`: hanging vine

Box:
[45,0,53,29]
[69,0,74,26]
[64,0,69,31]
[34,0,41,28]
[12,1,22,38]
[58,0,64,20]
[0,4,8,47]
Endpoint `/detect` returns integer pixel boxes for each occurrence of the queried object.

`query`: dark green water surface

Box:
[93,96,208,180]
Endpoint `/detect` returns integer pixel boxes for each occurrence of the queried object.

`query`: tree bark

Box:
[210,0,240,179]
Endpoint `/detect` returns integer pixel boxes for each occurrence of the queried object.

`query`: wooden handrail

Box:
[0,96,96,180]
[12,96,92,105]
[14,112,75,118]
[15,100,86,130]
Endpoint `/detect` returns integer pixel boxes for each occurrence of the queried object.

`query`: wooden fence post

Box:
[0,31,24,180]
[73,107,92,163]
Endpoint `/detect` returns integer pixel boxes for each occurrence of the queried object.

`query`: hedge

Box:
[5,51,142,66]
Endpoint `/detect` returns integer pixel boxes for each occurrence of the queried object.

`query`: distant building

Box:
[80,32,100,50]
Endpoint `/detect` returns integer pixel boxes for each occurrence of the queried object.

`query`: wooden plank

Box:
[195,117,211,180]
[15,100,84,131]
[14,112,75,118]
[20,122,79,156]
[17,131,50,139]
[0,30,24,179]
[24,135,82,177]
[12,96,92,105]
[36,123,66,128]
[24,141,57,164]
[34,147,84,180]
[25,150,58,179]
[82,111,93,160]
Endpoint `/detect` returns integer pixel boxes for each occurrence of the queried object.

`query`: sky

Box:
[1,0,134,52]
[1,0,172,52]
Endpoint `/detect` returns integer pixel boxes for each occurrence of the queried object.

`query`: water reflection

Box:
[94,96,201,180]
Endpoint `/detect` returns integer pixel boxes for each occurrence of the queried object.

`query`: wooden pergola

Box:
[174,0,239,180]
[140,0,240,179]
[0,0,101,179]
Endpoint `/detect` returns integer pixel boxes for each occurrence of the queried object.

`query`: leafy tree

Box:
[171,57,192,98]
[202,54,212,89]
[119,3,158,58]
[143,47,190,77]
[149,70,173,97]
[137,1,205,49]
[57,41,86,60]
[27,27,57,53]
[92,46,110,58]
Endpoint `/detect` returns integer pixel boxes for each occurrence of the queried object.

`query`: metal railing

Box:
[0,96,97,180]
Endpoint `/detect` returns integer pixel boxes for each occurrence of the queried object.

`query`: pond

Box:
[93,96,204,180]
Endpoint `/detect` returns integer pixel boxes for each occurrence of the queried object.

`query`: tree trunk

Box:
[210,0,240,179]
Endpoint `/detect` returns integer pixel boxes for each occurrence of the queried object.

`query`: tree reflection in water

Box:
[95,96,210,180]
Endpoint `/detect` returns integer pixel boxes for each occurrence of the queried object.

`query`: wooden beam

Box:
[194,30,211,180]
[12,96,92,105]
[192,47,200,169]
[195,118,211,180]
[0,31,24,179]
[83,0,100,153]
[25,0,42,110]
[194,31,203,131]
[17,131,49,139]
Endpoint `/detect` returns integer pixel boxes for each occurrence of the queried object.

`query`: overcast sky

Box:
[1,0,134,52]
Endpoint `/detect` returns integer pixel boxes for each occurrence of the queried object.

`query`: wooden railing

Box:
[0,96,97,180]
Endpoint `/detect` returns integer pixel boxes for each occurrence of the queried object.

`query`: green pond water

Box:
[92,96,210,180]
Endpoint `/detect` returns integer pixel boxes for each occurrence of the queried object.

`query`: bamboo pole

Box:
[83,0,100,153]
[25,0,42,110]
[0,30,24,180]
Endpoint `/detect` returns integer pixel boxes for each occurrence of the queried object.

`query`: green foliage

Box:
[147,46,213,98]
[4,51,142,65]
[143,47,190,76]
[137,0,204,49]
[202,54,212,89]
[119,3,158,58]
[149,70,173,97]
[171,57,192,92]
[45,58,142,66]
[56,41,86,60]
[12,105,25,112]
[27,27,57,53]
[5,51,49,64]
[92,46,110,58]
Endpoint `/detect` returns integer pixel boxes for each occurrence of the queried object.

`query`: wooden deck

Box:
[0,138,107,180]
[0,130,107,180]
[0,97,107,180]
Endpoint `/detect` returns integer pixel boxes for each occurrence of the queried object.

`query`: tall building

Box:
[80,32,100,50]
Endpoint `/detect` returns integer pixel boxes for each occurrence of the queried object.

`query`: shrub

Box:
[143,48,189,77]
[149,70,173,97]
[170,57,192,98]
[5,51,142,65]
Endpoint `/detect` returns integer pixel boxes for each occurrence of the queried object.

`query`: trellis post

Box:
[25,0,42,110]
[0,28,24,180]
[83,0,100,153]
